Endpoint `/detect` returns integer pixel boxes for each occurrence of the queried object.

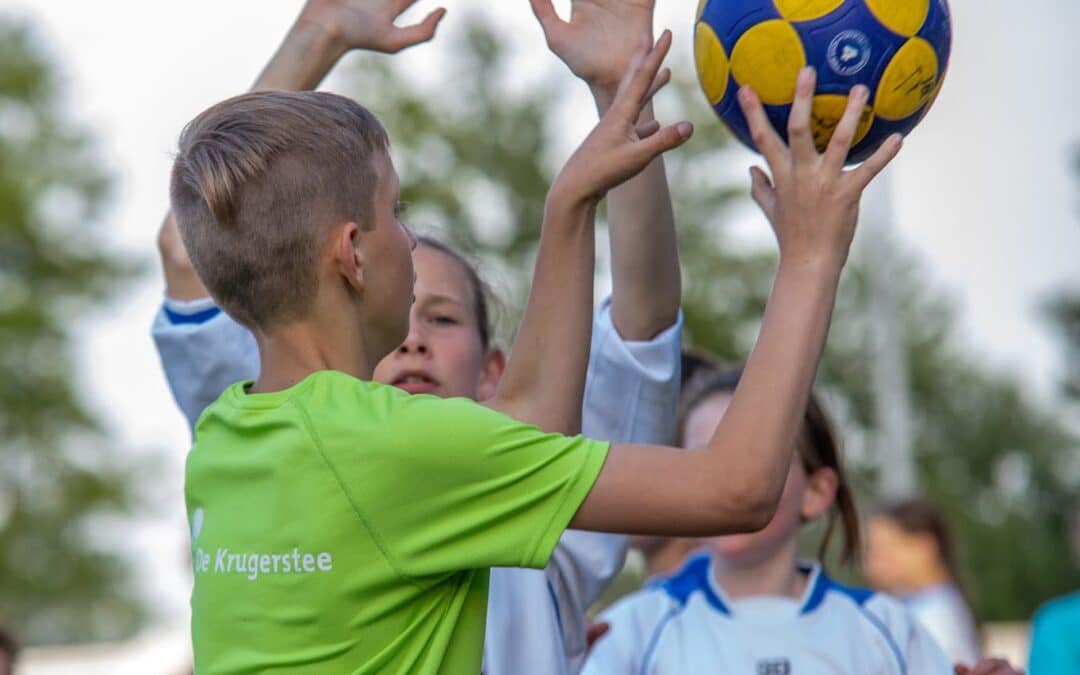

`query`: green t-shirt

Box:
[185,370,609,674]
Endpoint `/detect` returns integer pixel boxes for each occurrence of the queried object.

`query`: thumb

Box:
[529,0,565,43]
[749,165,776,220]
[386,7,447,52]
[633,121,693,163]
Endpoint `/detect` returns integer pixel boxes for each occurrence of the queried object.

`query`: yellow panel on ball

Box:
[865,0,930,37]
[696,0,707,21]
[875,37,939,120]
[695,22,731,105]
[773,0,845,22]
[810,95,874,152]
[730,20,806,106]
[916,69,946,124]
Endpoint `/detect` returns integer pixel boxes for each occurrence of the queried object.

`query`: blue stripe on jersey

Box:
[640,604,682,675]
[801,573,874,614]
[659,553,730,615]
[546,578,564,636]
[164,305,221,325]
[856,604,907,675]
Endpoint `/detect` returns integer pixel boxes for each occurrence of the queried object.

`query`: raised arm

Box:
[157,0,446,299]
[531,0,678,339]
[569,71,903,535]
[488,32,692,434]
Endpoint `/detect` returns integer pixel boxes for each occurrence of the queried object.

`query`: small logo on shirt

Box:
[191,507,205,541]
[757,659,792,675]
[189,508,334,582]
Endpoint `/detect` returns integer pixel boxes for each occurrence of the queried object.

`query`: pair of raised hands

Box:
[306,0,901,267]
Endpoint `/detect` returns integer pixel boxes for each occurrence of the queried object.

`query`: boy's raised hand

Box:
[530,0,654,100]
[298,0,447,54]
[551,30,692,206]
[738,68,902,268]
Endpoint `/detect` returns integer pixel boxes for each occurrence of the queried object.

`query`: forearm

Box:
[158,211,210,301]
[570,259,842,535]
[252,18,345,91]
[491,195,596,435]
[592,90,680,340]
[697,257,842,519]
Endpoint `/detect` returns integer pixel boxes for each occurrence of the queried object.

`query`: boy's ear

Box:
[333,222,365,294]
[801,467,839,522]
[476,348,506,402]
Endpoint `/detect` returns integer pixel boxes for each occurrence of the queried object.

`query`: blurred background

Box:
[0,0,1077,671]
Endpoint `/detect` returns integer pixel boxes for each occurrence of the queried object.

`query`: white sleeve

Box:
[151,297,259,431]
[865,595,954,674]
[583,591,670,675]
[483,300,682,675]
[548,297,684,673]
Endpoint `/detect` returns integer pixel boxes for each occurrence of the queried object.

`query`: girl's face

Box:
[864,516,934,592]
[684,392,835,568]
[373,244,504,401]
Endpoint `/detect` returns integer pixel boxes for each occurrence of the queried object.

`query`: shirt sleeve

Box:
[866,595,954,674]
[151,297,259,431]
[325,393,610,578]
[1029,600,1080,675]
[545,298,683,672]
[582,592,668,675]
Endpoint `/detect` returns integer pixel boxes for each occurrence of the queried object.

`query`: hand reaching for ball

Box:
[737,67,902,270]
[548,30,692,207]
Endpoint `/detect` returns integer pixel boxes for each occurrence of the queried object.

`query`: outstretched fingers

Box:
[749,165,777,222]
[386,7,447,52]
[849,133,902,191]
[628,121,694,166]
[737,85,788,176]
[529,0,568,46]
[822,85,870,171]
[786,67,817,164]
[612,30,673,117]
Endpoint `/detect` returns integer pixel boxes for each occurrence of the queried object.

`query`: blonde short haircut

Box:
[170,90,388,329]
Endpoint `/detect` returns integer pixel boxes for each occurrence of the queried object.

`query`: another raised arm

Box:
[531,0,679,339]
[570,71,903,535]
[488,32,692,434]
[158,0,446,299]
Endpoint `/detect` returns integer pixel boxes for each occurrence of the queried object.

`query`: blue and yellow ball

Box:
[694,0,952,163]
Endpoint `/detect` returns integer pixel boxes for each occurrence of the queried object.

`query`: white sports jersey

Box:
[903,584,981,666]
[585,554,953,675]
[152,295,682,675]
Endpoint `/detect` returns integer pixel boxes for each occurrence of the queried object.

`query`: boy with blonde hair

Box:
[172,4,900,672]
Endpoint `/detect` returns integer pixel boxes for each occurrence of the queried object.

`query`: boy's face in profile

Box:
[353,151,417,364]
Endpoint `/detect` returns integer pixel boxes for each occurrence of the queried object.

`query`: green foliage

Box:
[0,20,146,644]
[344,14,1079,621]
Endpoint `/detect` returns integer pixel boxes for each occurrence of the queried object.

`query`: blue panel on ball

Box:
[849,115,912,164]
[795,0,909,97]
[700,0,782,51]
[918,0,953,74]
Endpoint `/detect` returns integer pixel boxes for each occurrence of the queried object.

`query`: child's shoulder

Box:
[807,570,924,644]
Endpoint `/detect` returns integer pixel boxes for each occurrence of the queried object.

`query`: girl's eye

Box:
[432,315,458,326]
[394,201,410,218]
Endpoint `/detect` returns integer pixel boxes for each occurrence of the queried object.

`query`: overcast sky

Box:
[6,0,1079,623]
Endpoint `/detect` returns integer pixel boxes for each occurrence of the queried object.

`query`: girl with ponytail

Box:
[585,368,953,674]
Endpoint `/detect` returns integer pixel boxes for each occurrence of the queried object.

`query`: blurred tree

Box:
[0,20,145,644]
[1042,146,1080,400]
[344,15,1079,621]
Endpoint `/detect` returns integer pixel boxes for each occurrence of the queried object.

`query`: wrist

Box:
[292,12,350,63]
[775,252,845,285]
[545,180,600,228]
[589,84,618,115]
